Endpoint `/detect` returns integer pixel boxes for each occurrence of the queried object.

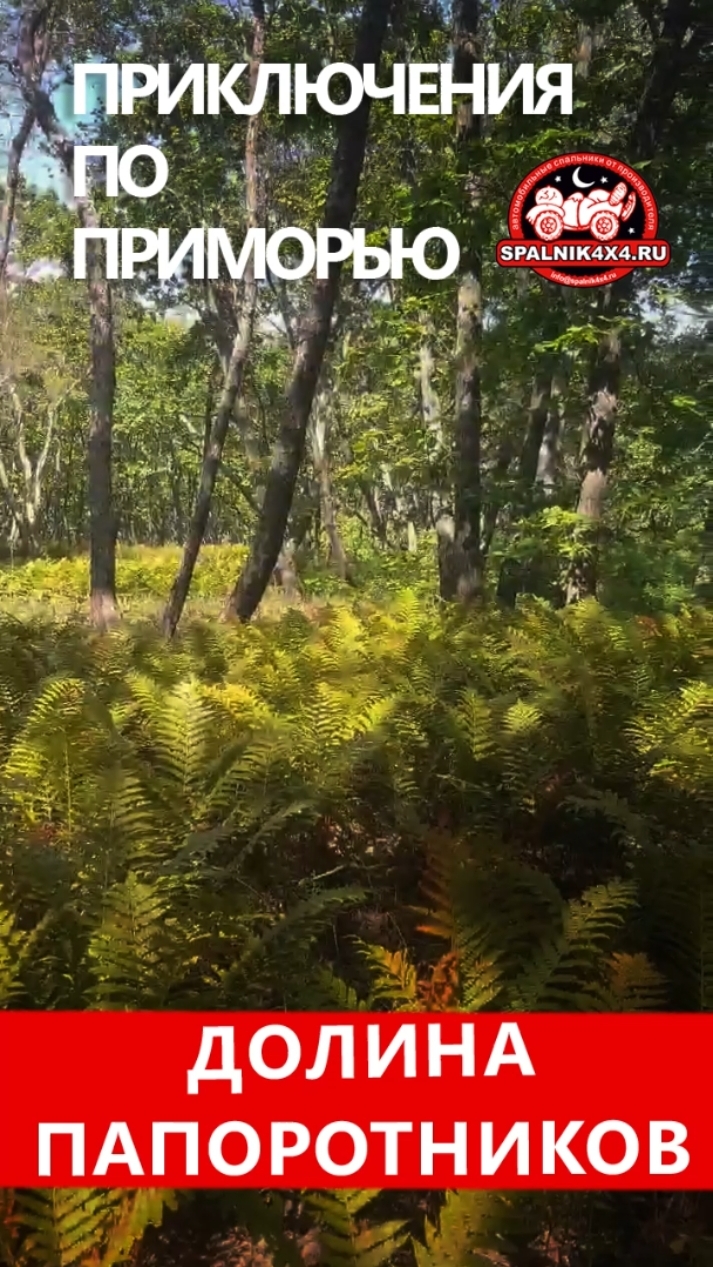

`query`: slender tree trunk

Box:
[0,106,35,289]
[0,454,28,548]
[566,325,620,602]
[438,0,484,603]
[310,397,352,583]
[495,375,551,605]
[162,0,265,638]
[418,315,442,445]
[15,16,119,627]
[695,503,713,605]
[632,0,703,159]
[565,0,704,604]
[575,24,594,79]
[0,3,52,288]
[520,372,552,490]
[497,371,564,606]
[418,315,452,537]
[225,0,393,621]
[361,481,388,544]
[535,373,563,499]
[84,229,118,628]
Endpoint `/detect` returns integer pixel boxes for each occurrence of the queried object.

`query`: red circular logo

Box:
[496,152,669,288]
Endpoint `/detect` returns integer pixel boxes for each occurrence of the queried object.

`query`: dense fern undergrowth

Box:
[1,591,713,1266]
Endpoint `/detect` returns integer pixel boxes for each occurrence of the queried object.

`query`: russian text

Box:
[73,63,573,118]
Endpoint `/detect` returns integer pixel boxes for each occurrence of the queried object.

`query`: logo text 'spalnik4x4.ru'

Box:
[496,152,670,288]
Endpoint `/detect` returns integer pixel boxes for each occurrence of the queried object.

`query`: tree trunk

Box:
[0,3,51,287]
[438,0,484,604]
[310,396,352,583]
[162,0,265,638]
[418,315,442,446]
[632,0,703,159]
[85,227,118,629]
[224,0,393,622]
[360,481,388,544]
[695,503,713,605]
[15,22,119,628]
[496,373,553,606]
[520,372,552,490]
[0,106,35,289]
[565,0,704,604]
[565,325,620,603]
[535,373,563,500]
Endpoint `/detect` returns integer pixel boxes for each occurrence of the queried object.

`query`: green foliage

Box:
[1,0,710,1262]
[1,545,712,1259]
[413,1191,505,1267]
[1,1188,174,1267]
[0,546,248,604]
[0,899,25,1006]
[304,1192,408,1267]
[0,594,709,1017]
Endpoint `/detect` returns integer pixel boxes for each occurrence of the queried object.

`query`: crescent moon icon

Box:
[572,166,596,189]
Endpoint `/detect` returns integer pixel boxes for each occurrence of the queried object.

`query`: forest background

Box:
[0,0,711,1263]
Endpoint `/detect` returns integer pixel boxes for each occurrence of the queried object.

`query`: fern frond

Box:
[511,881,638,1011]
[0,902,25,1007]
[315,968,368,1011]
[608,952,669,1011]
[90,1189,176,1266]
[304,1191,408,1267]
[13,1189,123,1267]
[86,874,180,1010]
[413,1191,502,1267]
[359,943,419,1011]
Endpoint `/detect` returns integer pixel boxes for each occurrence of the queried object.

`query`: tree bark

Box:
[0,4,52,288]
[14,16,119,627]
[0,106,35,289]
[535,373,563,500]
[565,0,703,604]
[310,394,352,583]
[224,0,393,622]
[0,373,58,551]
[360,480,388,544]
[84,223,118,629]
[162,0,265,638]
[695,502,713,606]
[632,0,705,159]
[520,372,553,490]
[418,315,442,446]
[496,371,564,606]
[438,0,484,604]
[565,326,620,602]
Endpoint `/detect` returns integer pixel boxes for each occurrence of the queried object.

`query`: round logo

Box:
[496,152,670,288]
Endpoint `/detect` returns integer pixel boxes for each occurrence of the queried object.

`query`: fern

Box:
[0,1188,175,1267]
[608,951,669,1010]
[86,875,180,1010]
[0,902,24,1007]
[11,1190,123,1267]
[359,944,419,1011]
[88,1189,175,1266]
[0,600,711,1264]
[304,1191,408,1267]
[413,1191,504,1267]
[315,968,368,1011]
[510,881,639,1011]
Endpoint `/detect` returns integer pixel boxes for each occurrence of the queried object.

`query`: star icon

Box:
[555,175,561,182]
[628,227,636,234]
[601,177,608,183]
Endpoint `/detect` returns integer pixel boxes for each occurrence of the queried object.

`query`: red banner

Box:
[0,1012,709,1188]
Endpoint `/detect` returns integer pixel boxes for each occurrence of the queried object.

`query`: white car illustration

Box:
[526,181,637,243]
